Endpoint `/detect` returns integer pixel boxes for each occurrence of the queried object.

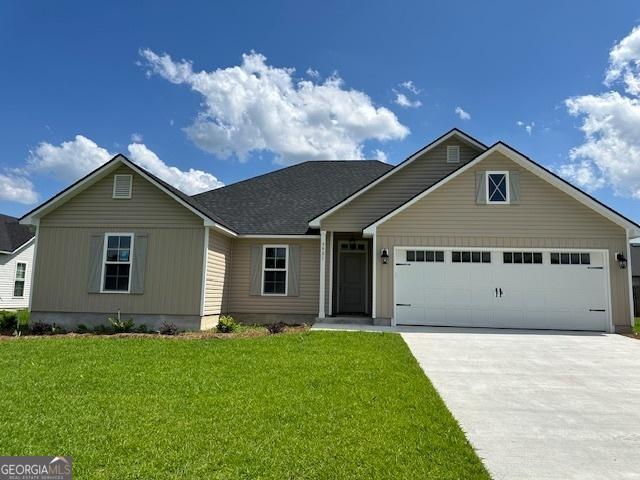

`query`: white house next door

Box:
[394,247,610,331]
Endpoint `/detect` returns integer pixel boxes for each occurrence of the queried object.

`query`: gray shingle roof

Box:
[0,214,34,253]
[192,161,393,234]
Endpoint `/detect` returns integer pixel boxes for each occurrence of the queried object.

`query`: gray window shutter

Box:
[87,234,104,293]
[130,234,148,294]
[287,245,301,297]
[509,172,521,204]
[250,245,263,296]
[475,172,486,204]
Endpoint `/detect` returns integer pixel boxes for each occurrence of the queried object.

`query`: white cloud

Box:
[306,68,320,79]
[139,49,409,164]
[28,135,111,181]
[400,80,420,94]
[127,143,224,193]
[516,120,535,135]
[26,135,223,196]
[372,149,388,162]
[0,174,38,204]
[455,106,471,120]
[131,132,144,143]
[560,25,640,199]
[394,92,422,108]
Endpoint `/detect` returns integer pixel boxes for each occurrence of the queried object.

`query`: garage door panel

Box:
[395,248,609,331]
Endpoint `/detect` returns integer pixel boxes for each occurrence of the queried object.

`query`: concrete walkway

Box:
[401,328,640,480]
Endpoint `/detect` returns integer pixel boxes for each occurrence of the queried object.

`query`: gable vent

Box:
[112,174,132,199]
[447,145,460,163]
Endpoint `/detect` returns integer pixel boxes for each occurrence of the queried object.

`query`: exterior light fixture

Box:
[615,252,628,269]
[381,248,389,264]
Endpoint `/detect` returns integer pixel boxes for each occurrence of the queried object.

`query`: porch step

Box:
[315,316,373,325]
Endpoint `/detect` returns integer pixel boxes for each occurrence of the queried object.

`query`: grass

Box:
[0,331,489,480]
[634,317,640,334]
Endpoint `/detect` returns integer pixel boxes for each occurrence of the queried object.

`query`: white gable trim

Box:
[19,155,237,237]
[308,129,486,228]
[362,143,640,237]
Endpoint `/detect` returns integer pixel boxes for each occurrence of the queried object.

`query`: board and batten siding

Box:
[0,241,34,310]
[203,230,232,316]
[32,165,206,317]
[321,138,482,232]
[227,238,320,316]
[375,151,631,328]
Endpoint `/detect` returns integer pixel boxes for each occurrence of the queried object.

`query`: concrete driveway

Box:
[401,328,640,480]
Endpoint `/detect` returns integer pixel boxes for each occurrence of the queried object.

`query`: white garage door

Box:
[394,248,610,331]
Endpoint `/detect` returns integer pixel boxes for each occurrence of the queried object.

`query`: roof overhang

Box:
[0,236,35,255]
[19,154,237,237]
[362,142,640,237]
[308,128,487,228]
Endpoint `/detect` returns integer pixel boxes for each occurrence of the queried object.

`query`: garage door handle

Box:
[396,263,410,266]
[589,309,605,312]
[587,267,603,270]
[396,303,411,307]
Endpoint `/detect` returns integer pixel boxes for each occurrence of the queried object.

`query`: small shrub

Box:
[266,322,286,334]
[135,324,148,333]
[51,323,66,335]
[159,322,178,335]
[93,324,112,335]
[75,324,90,334]
[216,315,238,333]
[16,309,29,328]
[29,321,54,335]
[109,316,135,333]
[0,311,18,331]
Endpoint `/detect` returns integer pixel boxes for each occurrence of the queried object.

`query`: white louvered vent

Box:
[112,174,133,199]
[447,145,460,163]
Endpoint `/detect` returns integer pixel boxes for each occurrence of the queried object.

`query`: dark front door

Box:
[338,250,367,314]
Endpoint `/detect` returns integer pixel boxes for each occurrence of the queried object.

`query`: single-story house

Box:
[20,129,640,332]
[0,214,35,310]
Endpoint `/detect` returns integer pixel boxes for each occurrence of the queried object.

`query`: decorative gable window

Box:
[262,245,288,295]
[446,145,460,163]
[112,174,132,199]
[486,171,510,204]
[13,262,26,297]
[102,233,134,292]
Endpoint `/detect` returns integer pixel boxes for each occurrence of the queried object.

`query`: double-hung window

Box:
[262,246,287,295]
[13,262,26,297]
[486,171,510,204]
[102,233,134,292]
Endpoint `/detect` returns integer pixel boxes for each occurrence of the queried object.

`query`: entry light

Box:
[381,248,389,265]
[615,252,628,269]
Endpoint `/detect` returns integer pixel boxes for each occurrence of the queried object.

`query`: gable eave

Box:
[308,128,487,228]
[362,142,640,236]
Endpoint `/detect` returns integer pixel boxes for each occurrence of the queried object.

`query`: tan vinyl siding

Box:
[42,165,203,228]
[33,166,206,317]
[228,238,319,315]
[203,230,232,316]
[32,226,204,315]
[375,151,631,327]
[321,138,482,231]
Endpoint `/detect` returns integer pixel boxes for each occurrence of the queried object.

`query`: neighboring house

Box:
[632,241,639,316]
[20,129,640,332]
[0,214,35,310]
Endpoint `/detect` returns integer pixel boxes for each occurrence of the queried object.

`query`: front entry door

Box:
[338,242,367,314]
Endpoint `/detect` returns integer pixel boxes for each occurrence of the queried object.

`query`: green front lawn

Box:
[634,317,640,334]
[0,332,489,479]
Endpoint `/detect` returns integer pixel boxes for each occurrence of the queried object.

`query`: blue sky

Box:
[1,1,640,223]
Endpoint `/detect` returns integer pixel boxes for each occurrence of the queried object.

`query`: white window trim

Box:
[100,232,134,294]
[486,170,510,204]
[446,145,460,163]
[261,244,288,296]
[112,174,133,199]
[13,261,27,298]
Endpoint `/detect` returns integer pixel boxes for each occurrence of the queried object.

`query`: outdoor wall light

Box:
[381,248,389,264]
[615,252,628,269]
